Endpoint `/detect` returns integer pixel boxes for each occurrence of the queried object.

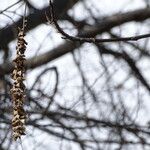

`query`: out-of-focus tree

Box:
[0,0,150,149]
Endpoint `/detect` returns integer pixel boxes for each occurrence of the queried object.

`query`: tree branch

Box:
[0,0,79,50]
[1,7,150,75]
[49,0,150,43]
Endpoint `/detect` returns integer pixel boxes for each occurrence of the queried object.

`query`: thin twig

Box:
[48,0,150,43]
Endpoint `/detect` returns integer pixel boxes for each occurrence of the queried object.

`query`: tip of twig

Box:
[45,12,53,24]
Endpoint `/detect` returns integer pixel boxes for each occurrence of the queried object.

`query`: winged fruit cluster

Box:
[10,27,27,140]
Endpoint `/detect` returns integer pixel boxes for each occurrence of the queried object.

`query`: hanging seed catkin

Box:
[11,26,27,141]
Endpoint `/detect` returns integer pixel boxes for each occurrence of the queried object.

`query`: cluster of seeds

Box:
[10,27,27,140]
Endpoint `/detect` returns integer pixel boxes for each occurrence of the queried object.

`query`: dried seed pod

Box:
[11,27,27,141]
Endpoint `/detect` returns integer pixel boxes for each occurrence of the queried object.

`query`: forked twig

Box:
[48,0,150,43]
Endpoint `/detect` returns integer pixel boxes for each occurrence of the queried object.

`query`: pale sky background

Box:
[0,0,150,150]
